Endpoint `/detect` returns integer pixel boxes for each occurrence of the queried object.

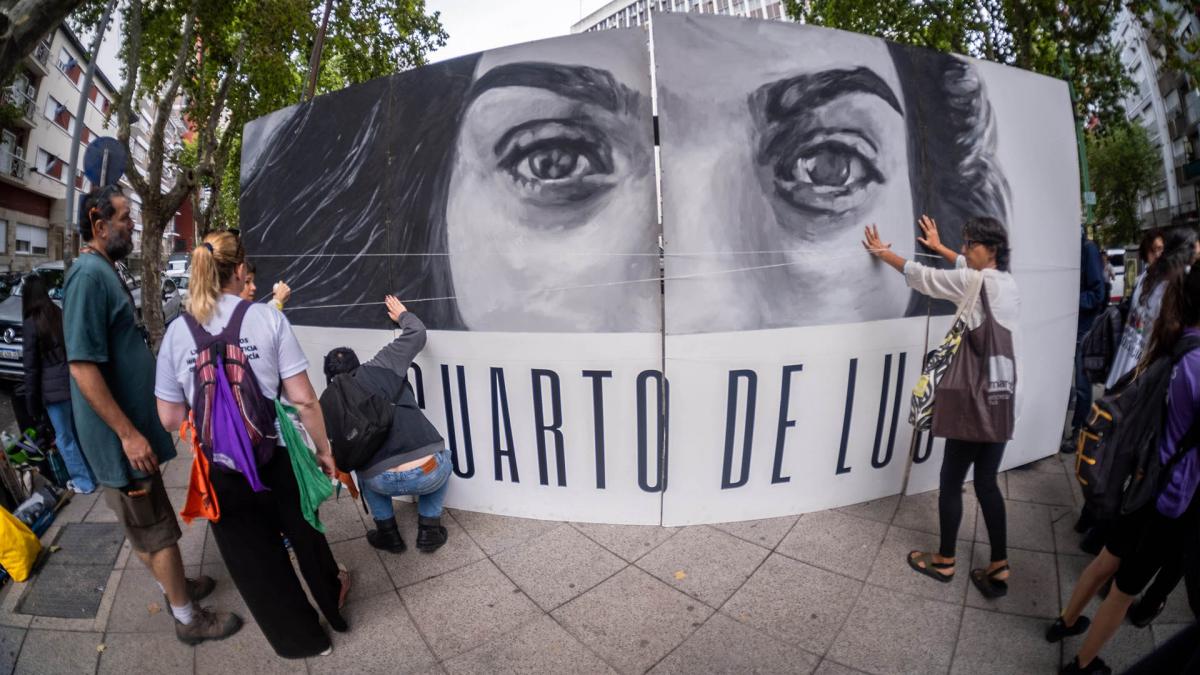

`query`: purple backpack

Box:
[184,300,278,491]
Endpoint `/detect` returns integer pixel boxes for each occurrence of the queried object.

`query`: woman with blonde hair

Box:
[154,231,349,658]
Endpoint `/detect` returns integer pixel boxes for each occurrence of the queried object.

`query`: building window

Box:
[0,220,7,254]
[44,96,74,133]
[36,148,63,180]
[57,48,80,85]
[15,224,47,256]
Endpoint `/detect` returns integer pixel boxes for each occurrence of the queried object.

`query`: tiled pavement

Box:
[0,450,1192,675]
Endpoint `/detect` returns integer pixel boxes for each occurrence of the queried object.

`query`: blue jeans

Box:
[47,400,96,493]
[361,450,451,520]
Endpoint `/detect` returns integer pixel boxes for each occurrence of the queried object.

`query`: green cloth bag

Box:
[275,400,334,532]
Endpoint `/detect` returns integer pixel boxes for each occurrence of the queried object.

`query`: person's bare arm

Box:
[157,399,186,435]
[70,361,158,474]
[281,370,337,477]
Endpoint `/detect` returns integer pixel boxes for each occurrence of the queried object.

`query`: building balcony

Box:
[0,148,29,183]
[23,40,51,77]
[2,86,38,130]
[1158,70,1184,97]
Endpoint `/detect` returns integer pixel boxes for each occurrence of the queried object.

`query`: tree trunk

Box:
[139,204,168,351]
[0,0,84,83]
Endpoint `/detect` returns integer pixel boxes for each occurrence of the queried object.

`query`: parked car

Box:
[165,271,189,305]
[0,261,181,381]
[167,252,189,274]
[1107,248,1125,304]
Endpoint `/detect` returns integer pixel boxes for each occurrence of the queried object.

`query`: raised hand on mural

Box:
[916,215,959,264]
[916,215,941,250]
[385,295,408,323]
[861,224,891,256]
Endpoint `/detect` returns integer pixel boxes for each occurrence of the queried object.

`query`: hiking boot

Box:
[175,606,243,645]
[366,516,406,554]
[162,576,216,612]
[1046,615,1091,643]
[1128,596,1166,628]
[186,575,216,602]
[416,516,448,553]
[1060,656,1111,675]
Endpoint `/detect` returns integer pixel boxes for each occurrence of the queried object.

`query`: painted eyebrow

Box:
[465,61,641,115]
[758,67,903,120]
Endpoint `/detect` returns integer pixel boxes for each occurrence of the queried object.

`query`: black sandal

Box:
[971,564,1010,598]
[907,550,954,583]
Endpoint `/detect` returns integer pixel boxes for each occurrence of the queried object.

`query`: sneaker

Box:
[1128,596,1166,628]
[1060,655,1111,674]
[174,606,243,645]
[65,480,95,495]
[1046,615,1091,643]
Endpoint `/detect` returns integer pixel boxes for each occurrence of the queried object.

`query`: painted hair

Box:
[78,185,124,242]
[887,43,1010,314]
[240,55,480,330]
[188,231,246,323]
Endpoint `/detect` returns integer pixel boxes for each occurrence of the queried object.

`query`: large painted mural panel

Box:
[655,14,1078,524]
[242,28,666,524]
[241,15,1079,525]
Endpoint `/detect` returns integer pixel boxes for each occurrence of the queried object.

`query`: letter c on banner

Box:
[637,370,668,493]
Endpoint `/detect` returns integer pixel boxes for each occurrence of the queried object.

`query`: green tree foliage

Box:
[1088,121,1161,245]
[72,0,445,347]
[783,0,1136,121]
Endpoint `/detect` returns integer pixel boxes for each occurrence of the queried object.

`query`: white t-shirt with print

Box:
[154,294,308,408]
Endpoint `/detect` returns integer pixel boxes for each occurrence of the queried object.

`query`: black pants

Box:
[939,438,1007,562]
[209,450,344,659]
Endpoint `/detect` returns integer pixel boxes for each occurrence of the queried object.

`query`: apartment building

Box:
[0,22,193,274]
[1113,5,1200,231]
[572,0,786,33]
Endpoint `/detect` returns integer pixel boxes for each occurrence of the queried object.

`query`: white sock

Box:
[171,601,195,625]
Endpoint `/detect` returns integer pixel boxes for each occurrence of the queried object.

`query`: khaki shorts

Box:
[102,473,182,554]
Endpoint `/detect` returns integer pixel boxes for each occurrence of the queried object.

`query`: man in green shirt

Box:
[65,186,241,645]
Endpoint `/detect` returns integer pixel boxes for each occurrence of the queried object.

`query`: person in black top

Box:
[323,296,450,554]
[21,272,96,493]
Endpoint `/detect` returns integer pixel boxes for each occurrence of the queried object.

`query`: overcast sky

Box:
[425,0,614,62]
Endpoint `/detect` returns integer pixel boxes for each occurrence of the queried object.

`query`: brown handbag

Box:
[931,280,1016,443]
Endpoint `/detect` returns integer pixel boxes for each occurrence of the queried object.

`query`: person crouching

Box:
[321,295,450,553]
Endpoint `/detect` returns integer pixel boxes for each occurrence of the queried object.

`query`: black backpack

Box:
[319,372,393,473]
[1075,333,1200,520]
[1080,304,1125,383]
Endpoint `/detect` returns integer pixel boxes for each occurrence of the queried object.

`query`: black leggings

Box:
[939,438,1007,562]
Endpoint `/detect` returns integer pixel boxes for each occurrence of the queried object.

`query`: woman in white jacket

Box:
[863,215,1020,600]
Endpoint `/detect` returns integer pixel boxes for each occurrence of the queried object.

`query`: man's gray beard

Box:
[106,234,132,262]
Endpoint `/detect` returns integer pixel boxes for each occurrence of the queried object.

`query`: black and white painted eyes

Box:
[496,120,615,203]
[770,133,883,215]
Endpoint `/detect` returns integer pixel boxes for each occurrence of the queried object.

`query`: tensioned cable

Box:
[277,250,1071,312]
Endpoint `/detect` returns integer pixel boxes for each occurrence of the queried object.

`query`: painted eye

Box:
[772,139,883,215]
[514,143,597,182]
[779,143,878,191]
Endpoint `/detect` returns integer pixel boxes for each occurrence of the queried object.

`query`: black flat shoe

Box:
[1046,615,1091,643]
[1060,655,1111,674]
[906,550,954,583]
[971,564,1010,599]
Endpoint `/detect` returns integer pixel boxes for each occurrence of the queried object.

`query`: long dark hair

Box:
[240,55,480,330]
[1140,227,1197,307]
[1143,261,1200,367]
[887,42,1010,314]
[21,273,63,356]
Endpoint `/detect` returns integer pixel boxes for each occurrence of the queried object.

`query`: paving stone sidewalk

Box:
[0,449,1190,675]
